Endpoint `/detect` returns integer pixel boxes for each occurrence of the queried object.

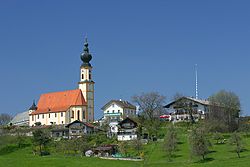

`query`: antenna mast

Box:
[195,64,198,99]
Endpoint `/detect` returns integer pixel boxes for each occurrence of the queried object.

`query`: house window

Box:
[32,115,34,121]
[61,112,63,117]
[55,113,57,117]
[37,115,39,119]
[42,114,44,119]
[107,110,109,113]
[71,111,74,118]
[49,113,50,118]
[112,110,114,113]
[77,110,80,120]
[118,110,120,113]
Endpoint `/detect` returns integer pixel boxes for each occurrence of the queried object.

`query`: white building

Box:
[29,38,95,126]
[164,96,210,122]
[101,100,137,123]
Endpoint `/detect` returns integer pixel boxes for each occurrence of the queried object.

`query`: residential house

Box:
[117,117,138,141]
[101,100,137,123]
[164,96,210,122]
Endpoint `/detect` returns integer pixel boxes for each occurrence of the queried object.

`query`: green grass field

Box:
[1,129,250,167]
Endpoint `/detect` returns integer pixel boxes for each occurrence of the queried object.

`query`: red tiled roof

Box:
[31,89,86,115]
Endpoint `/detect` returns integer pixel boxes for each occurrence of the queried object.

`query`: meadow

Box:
[1,127,250,167]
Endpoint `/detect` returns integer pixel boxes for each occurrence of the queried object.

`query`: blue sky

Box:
[0,0,250,119]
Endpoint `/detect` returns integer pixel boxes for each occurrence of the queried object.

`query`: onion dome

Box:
[29,100,37,110]
[80,38,92,67]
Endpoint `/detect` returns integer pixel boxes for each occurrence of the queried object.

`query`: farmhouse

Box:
[164,96,210,122]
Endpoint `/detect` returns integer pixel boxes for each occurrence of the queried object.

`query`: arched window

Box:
[82,74,84,80]
[77,110,80,120]
[83,110,85,119]
[71,110,74,118]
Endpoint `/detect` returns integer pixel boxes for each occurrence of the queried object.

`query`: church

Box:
[29,38,95,126]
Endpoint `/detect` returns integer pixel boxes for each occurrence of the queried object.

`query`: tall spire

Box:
[80,37,92,67]
[195,64,198,99]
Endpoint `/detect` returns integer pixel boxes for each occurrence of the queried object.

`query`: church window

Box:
[71,111,74,118]
[107,110,109,113]
[32,115,34,121]
[55,113,57,117]
[42,114,44,119]
[61,112,63,117]
[82,74,84,80]
[89,73,91,80]
[112,110,114,113]
[61,121,64,124]
[118,110,120,113]
[83,110,85,119]
[77,110,80,120]
[49,114,50,118]
[37,115,39,119]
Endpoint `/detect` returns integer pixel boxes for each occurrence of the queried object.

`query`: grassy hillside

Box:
[1,127,250,167]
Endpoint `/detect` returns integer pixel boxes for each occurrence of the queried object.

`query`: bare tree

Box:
[132,92,166,120]
[0,113,12,125]
[208,90,241,132]
[229,132,243,158]
[164,124,178,161]
[189,126,211,161]
[132,92,166,139]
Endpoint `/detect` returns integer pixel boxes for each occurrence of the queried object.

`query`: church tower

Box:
[78,38,95,122]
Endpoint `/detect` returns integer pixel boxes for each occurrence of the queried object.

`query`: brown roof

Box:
[101,100,136,110]
[31,89,86,115]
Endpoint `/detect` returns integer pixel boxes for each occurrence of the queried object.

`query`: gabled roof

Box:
[101,100,136,110]
[65,120,95,128]
[118,117,138,127]
[10,110,29,125]
[164,96,210,108]
[31,89,86,115]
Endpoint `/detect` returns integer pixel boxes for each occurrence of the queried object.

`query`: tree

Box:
[132,92,166,120]
[131,138,143,156]
[164,124,178,161]
[32,129,50,156]
[208,90,241,132]
[118,141,130,156]
[189,127,211,161]
[132,92,166,139]
[229,132,243,158]
[0,113,12,125]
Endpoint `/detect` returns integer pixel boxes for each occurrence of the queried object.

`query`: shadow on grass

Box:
[0,144,30,155]
[195,157,214,163]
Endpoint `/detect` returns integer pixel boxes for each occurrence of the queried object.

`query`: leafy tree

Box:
[0,113,12,125]
[164,124,178,161]
[208,90,241,132]
[32,129,50,156]
[189,127,211,161]
[229,132,243,158]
